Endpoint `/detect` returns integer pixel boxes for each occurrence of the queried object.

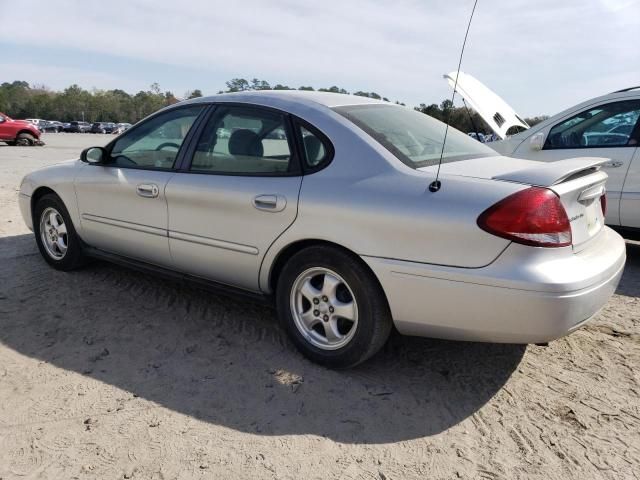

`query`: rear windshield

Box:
[333,104,495,168]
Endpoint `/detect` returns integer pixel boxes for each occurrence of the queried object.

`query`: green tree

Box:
[225,78,251,92]
[187,89,203,99]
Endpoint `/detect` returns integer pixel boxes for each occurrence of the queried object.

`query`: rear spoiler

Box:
[492,157,608,186]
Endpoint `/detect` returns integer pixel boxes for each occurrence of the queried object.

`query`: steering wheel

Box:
[155,142,180,151]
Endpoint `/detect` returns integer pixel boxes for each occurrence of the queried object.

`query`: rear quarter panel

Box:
[259,166,525,292]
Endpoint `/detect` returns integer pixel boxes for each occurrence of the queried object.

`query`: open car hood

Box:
[444,71,530,139]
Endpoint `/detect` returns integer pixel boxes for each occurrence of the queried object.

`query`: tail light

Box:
[478,187,572,247]
[600,192,607,216]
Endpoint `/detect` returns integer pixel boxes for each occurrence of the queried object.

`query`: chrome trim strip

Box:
[168,230,259,255]
[81,213,167,237]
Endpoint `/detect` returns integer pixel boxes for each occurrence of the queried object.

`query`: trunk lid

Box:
[444,70,530,139]
[421,156,609,250]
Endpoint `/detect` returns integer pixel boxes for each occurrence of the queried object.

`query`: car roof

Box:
[184,90,388,109]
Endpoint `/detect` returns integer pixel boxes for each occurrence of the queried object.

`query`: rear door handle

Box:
[136,183,159,198]
[603,161,623,168]
[253,194,286,212]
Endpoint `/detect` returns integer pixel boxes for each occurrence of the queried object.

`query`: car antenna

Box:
[462,97,483,143]
[429,0,479,193]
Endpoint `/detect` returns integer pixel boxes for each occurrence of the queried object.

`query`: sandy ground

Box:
[0,133,639,480]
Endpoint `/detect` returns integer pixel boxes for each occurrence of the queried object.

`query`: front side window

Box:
[190,106,293,174]
[109,105,204,169]
[333,104,495,168]
[545,100,640,149]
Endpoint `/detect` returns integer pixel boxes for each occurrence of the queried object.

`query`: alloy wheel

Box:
[290,267,359,350]
[39,207,68,260]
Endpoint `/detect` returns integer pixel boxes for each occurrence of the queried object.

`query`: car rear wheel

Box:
[276,245,392,368]
[16,133,36,146]
[34,194,86,270]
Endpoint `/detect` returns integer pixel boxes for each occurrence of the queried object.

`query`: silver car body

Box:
[19,91,626,344]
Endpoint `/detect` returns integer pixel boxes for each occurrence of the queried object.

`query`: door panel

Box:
[166,174,301,291]
[620,147,640,228]
[74,104,206,265]
[75,166,175,266]
[0,116,8,140]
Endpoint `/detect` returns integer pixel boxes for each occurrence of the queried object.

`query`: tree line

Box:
[0,78,546,133]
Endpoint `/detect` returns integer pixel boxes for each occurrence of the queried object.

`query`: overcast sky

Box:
[0,0,638,116]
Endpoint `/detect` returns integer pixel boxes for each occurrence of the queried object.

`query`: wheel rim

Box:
[290,267,358,350]
[39,207,68,260]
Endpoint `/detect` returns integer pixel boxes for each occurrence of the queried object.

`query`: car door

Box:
[0,114,11,140]
[512,99,640,226]
[165,104,304,291]
[74,104,207,266]
[620,139,640,228]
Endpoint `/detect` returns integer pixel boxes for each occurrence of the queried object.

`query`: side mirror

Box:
[529,132,545,151]
[80,146,107,164]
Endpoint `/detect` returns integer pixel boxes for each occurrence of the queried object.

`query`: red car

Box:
[0,112,43,146]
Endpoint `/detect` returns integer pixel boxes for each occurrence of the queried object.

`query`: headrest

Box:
[228,129,263,157]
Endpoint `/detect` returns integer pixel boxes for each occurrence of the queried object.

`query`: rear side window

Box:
[545,100,640,149]
[190,106,294,174]
[299,125,330,167]
[109,105,204,169]
[334,104,495,169]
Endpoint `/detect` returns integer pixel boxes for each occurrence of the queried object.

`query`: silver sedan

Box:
[18,91,626,367]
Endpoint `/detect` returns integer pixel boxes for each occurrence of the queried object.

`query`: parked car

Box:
[18,92,625,367]
[24,118,44,127]
[467,131,485,142]
[446,71,640,234]
[0,112,44,145]
[90,122,118,134]
[65,121,92,133]
[39,121,64,133]
[113,123,132,134]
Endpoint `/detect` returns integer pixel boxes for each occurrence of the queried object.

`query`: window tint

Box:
[299,126,329,167]
[190,106,292,174]
[545,100,640,149]
[109,105,204,169]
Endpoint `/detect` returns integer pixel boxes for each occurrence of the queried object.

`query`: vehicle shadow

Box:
[1,233,527,443]
[616,241,640,298]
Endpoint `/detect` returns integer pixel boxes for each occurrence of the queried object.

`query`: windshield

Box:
[333,104,495,168]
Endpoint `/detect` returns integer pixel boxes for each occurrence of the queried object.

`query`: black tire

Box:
[276,245,392,368]
[5,141,16,146]
[18,133,37,145]
[33,193,86,271]
[16,133,36,146]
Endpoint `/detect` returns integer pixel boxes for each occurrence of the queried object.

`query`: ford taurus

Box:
[18,91,626,367]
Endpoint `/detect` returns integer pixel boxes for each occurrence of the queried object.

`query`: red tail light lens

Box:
[600,192,607,216]
[478,187,572,247]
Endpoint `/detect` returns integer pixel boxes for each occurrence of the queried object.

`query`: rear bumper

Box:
[363,227,626,344]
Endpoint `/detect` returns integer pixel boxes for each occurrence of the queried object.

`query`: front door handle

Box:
[136,183,159,198]
[253,194,286,212]
[603,161,623,168]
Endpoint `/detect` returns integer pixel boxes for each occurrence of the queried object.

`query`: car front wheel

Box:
[16,133,36,146]
[33,194,86,270]
[276,245,392,368]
